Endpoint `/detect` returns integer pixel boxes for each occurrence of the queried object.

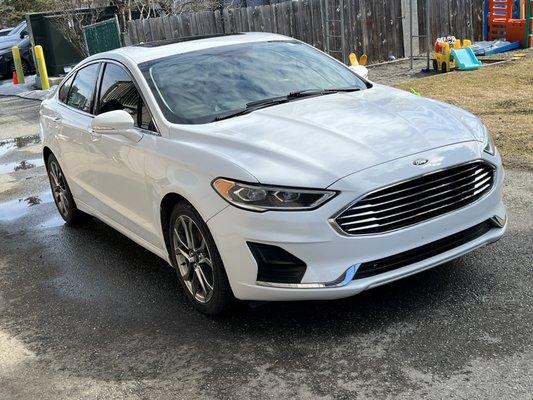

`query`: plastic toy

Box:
[471,39,521,55]
[450,47,483,71]
[348,52,369,79]
[433,36,482,73]
[348,52,367,66]
[484,0,532,48]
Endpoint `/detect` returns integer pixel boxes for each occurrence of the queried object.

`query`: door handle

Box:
[52,116,62,122]
[89,129,102,141]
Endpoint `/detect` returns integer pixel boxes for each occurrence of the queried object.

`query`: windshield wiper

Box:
[213,87,362,122]
[288,87,362,99]
[213,96,289,122]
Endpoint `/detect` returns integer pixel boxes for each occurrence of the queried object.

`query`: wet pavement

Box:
[0,96,532,399]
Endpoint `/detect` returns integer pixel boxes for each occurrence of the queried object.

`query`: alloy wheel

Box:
[172,215,215,304]
[49,159,70,217]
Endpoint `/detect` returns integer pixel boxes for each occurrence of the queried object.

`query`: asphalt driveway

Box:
[0,95,532,399]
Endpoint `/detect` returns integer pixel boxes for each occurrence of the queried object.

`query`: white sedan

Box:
[39,33,506,314]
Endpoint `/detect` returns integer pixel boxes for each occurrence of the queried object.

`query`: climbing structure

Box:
[487,0,532,47]
[488,0,514,39]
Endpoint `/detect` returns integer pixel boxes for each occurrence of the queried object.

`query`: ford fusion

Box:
[39,33,506,314]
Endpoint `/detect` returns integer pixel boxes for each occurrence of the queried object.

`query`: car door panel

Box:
[86,62,159,246]
[57,106,97,204]
[54,63,101,207]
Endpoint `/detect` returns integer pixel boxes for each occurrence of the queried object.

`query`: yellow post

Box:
[11,46,25,84]
[34,45,49,90]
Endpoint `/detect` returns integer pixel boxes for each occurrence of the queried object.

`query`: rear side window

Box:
[66,63,100,113]
[58,75,74,103]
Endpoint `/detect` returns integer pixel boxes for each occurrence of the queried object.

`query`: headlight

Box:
[482,126,496,155]
[212,178,337,211]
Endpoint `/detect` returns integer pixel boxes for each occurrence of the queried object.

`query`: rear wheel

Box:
[433,59,438,71]
[441,62,447,73]
[46,154,86,224]
[168,202,235,315]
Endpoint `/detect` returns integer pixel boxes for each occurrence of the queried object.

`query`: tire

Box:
[441,62,447,73]
[46,154,86,224]
[168,202,235,315]
[433,59,438,71]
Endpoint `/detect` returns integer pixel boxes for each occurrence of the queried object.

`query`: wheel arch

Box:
[43,146,53,166]
[158,184,229,255]
[160,192,191,253]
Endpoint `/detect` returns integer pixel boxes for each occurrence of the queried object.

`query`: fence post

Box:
[11,46,25,84]
[34,45,50,90]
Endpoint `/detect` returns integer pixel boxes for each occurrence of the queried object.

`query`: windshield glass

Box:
[140,40,368,124]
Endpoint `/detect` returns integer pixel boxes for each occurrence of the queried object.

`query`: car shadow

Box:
[64,214,479,335]
[1,202,516,385]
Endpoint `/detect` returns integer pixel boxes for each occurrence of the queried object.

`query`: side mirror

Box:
[20,30,28,39]
[91,110,142,142]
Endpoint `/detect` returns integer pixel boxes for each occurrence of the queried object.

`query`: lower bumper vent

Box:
[354,219,496,279]
[248,242,307,284]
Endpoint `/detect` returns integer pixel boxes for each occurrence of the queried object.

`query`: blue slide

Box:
[451,47,482,71]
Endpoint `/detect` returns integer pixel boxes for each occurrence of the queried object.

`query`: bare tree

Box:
[52,0,226,56]
[52,0,110,57]
[124,0,222,18]
[173,0,221,13]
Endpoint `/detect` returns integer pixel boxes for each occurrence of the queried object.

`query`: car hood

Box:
[179,84,484,188]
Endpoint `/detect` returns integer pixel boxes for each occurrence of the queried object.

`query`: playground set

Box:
[484,0,532,48]
[433,37,482,72]
[432,0,531,73]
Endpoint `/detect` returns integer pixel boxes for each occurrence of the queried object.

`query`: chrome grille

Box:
[333,161,495,235]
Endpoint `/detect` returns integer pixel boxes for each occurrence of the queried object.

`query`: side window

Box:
[98,63,157,132]
[58,74,74,103]
[139,97,156,132]
[66,63,100,113]
[98,63,138,118]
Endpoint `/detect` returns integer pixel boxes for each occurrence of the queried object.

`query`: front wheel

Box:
[168,202,235,315]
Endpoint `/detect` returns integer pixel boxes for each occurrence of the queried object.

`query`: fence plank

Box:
[123,0,483,64]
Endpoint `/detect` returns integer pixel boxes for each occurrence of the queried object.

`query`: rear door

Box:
[54,62,102,205]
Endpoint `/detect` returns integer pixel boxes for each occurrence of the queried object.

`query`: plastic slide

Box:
[450,47,482,71]
[471,40,521,55]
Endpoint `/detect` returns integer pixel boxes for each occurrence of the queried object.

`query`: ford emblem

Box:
[413,158,429,166]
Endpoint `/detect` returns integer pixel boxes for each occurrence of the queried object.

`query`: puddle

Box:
[40,214,65,228]
[0,191,53,221]
[0,158,45,175]
[0,135,41,158]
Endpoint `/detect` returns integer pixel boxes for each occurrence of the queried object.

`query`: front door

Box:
[86,62,160,246]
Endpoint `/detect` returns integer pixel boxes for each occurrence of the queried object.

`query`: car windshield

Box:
[140,40,368,124]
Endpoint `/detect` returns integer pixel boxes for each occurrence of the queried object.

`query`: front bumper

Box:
[207,142,506,301]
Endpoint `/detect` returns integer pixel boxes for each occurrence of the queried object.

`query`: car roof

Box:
[89,32,292,65]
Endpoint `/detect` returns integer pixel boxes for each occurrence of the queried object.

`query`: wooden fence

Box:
[125,0,484,63]
[418,0,484,53]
